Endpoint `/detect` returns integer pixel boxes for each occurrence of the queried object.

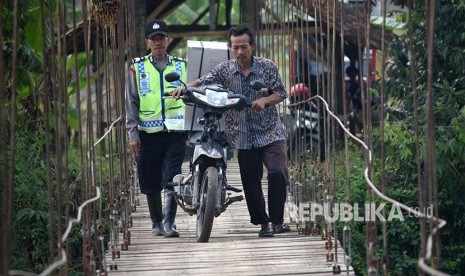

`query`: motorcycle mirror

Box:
[165,71,181,82]
[250,80,266,91]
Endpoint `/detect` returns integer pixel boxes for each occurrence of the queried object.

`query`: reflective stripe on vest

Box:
[135,56,186,133]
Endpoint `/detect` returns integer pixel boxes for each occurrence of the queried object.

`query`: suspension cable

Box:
[380,0,388,274]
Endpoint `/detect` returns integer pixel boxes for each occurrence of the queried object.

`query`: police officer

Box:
[125,19,187,237]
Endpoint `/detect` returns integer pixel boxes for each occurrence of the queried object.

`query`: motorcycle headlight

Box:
[193,89,240,107]
[206,89,228,106]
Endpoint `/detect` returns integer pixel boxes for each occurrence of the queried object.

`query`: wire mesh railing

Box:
[257,1,450,275]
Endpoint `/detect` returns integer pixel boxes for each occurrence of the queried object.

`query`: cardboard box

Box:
[186,40,231,82]
[185,40,230,131]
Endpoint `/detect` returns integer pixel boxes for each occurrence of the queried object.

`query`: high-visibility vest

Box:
[132,55,187,133]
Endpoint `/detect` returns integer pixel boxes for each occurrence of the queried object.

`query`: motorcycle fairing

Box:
[192,141,227,165]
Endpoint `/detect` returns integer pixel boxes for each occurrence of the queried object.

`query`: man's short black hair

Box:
[228,24,256,47]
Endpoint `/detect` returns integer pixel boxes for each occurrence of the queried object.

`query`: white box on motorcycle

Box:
[185,40,230,132]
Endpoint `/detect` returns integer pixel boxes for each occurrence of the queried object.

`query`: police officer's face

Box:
[146,35,169,58]
[229,34,255,64]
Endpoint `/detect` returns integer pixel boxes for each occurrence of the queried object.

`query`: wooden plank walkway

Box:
[107,162,355,276]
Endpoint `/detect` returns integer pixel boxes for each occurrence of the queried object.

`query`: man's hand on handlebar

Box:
[249,93,283,111]
[251,98,267,111]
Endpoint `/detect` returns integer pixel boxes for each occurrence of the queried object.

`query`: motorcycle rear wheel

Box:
[196,166,218,242]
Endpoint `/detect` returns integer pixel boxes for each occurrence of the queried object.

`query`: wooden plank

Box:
[106,161,355,275]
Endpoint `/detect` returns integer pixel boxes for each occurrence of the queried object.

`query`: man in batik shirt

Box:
[173,24,291,238]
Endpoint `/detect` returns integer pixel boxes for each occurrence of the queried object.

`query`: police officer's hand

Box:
[129,140,141,157]
[170,87,184,99]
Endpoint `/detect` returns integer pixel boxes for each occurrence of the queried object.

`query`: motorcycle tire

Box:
[196,166,218,242]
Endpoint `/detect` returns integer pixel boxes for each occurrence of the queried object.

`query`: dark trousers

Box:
[237,140,290,225]
[137,131,187,195]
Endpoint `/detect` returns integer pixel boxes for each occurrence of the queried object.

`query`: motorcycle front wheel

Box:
[196,166,218,242]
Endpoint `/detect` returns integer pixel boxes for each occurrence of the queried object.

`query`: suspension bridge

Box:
[104,161,354,275]
[1,1,455,276]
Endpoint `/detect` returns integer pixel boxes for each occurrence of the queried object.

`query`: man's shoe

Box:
[272,224,291,234]
[259,223,274,237]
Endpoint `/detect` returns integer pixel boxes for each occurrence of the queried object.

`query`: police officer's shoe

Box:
[163,193,180,237]
[152,222,165,236]
[147,192,164,236]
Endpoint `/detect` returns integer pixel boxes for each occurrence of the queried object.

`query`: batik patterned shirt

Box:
[197,56,287,150]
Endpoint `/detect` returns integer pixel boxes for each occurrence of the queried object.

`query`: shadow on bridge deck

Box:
[106,161,355,276]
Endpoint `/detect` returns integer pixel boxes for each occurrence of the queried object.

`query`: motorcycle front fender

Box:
[192,142,227,164]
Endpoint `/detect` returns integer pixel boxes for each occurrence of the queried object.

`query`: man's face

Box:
[229,34,255,63]
[145,35,169,58]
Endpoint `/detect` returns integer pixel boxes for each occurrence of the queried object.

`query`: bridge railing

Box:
[256,1,449,275]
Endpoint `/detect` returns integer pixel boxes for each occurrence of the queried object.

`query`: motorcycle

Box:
[164,71,265,242]
[282,83,325,161]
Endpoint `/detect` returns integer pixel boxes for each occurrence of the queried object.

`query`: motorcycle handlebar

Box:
[162,86,268,109]
[163,90,186,99]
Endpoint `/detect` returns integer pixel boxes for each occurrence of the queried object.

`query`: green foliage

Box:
[12,131,48,210]
[2,1,92,133]
[66,52,96,96]
[11,126,120,274]
[379,0,465,274]
[2,1,44,76]
[13,130,54,272]
[164,0,240,57]
[11,129,50,273]
[333,143,421,276]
